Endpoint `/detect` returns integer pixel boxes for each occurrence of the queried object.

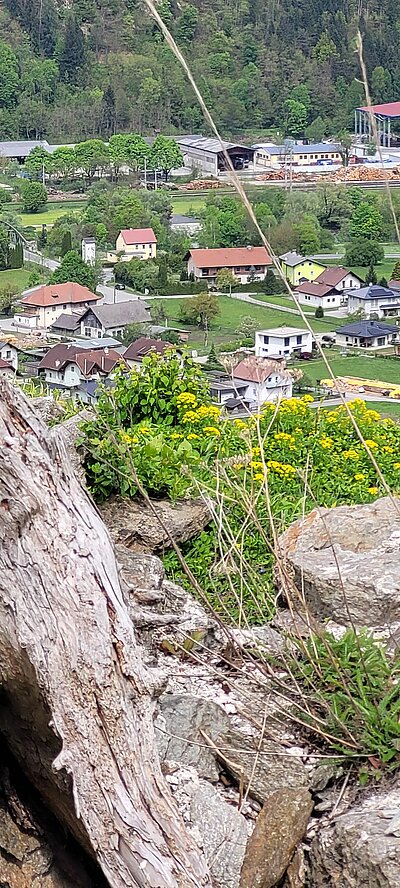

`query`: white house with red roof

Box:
[232,357,293,404]
[186,246,272,284]
[295,266,364,309]
[14,282,101,331]
[115,227,157,261]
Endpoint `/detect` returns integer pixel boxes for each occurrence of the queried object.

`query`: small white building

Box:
[254,142,342,169]
[347,284,400,320]
[335,320,399,350]
[295,281,342,309]
[255,326,313,358]
[232,357,293,404]
[82,237,96,266]
[0,340,18,370]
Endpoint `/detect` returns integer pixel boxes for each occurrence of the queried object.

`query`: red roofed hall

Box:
[356,102,400,148]
[187,246,272,284]
[116,228,157,261]
[14,282,101,331]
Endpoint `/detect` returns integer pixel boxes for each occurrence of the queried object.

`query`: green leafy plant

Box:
[293,629,400,766]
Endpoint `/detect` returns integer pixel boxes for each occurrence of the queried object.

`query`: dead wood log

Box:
[0,380,211,888]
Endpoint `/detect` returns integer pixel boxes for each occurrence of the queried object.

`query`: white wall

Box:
[234,374,293,403]
[0,344,17,370]
[347,294,400,320]
[336,332,395,349]
[255,330,313,357]
[297,292,341,308]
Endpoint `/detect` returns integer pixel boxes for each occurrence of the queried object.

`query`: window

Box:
[296,335,302,344]
[284,337,290,346]
[52,306,56,311]
[5,349,11,358]
[142,244,146,249]
[263,335,269,344]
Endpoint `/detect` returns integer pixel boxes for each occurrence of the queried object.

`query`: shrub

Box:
[20,180,48,213]
[315,305,324,318]
[344,239,384,267]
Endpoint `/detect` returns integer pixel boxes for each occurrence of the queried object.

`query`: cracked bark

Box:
[0,381,211,888]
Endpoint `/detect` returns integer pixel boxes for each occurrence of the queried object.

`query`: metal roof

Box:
[255,142,340,155]
[0,140,51,157]
[358,102,400,119]
[177,135,254,155]
[348,285,396,301]
[280,251,307,267]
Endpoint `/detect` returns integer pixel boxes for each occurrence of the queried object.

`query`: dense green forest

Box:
[0,0,398,142]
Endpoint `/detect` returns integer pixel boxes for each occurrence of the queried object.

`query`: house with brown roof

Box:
[123,336,176,368]
[232,356,293,404]
[315,266,363,292]
[295,280,342,309]
[186,246,272,284]
[115,227,157,261]
[37,342,125,392]
[14,282,101,331]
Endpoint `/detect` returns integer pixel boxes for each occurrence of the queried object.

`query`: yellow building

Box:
[280,251,326,286]
[115,227,157,261]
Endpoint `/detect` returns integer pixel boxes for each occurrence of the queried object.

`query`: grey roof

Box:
[50,312,82,331]
[348,284,396,301]
[280,251,307,267]
[254,142,340,155]
[0,340,17,349]
[83,300,150,328]
[69,337,124,350]
[0,140,51,157]
[177,135,254,155]
[338,320,398,337]
[171,214,200,225]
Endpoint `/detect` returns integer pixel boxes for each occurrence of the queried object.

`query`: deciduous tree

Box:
[51,249,96,289]
[20,181,48,213]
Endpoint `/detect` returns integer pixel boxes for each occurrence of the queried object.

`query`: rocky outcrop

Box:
[278,496,400,626]
[50,410,92,480]
[240,788,313,888]
[189,780,250,888]
[308,786,400,887]
[100,495,211,553]
[155,696,230,781]
[215,728,309,804]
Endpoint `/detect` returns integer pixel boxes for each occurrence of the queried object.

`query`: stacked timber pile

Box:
[179,179,222,190]
[330,165,400,182]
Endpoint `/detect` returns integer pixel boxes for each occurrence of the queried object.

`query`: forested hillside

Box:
[0,0,398,142]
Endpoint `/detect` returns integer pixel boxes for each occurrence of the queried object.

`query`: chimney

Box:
[246,245,252,250]
[101,355,105,370]
[104,347,109,355]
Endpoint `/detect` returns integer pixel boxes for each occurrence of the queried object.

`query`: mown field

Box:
[293,354,400,386]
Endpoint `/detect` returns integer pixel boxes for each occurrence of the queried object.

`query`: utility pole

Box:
[42,163,45,188]
[144,157,147,189]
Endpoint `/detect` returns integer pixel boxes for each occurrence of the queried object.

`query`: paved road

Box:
[312,251,400,260]
[24,249,60,271]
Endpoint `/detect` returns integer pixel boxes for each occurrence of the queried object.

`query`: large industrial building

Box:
[355,102,400,147]
[177,135,255,176]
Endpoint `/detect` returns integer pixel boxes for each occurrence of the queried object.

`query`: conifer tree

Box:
[60,15,85,84]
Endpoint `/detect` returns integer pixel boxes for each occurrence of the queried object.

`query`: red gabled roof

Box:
[119,227,157,245]
[233,357,291,384]
[124,337,174,361]
[20,282,100,308]
[0,358,13,369]
[358,102,400,118]
[38,343,124,376]
[295,281,336,297]
[188,247,272,269]
[315,266,360,287]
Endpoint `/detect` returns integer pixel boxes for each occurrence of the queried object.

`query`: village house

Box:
[186,246,272,284]
[123,336,175,369]
[209,376,248,408]
[232,357,293,404]
[14,282,101,331]
[79,300,150,340]
[255,326,313,359]
[0,340,18,371]
[347,284,400,319]
[335,320,399,350]
[315,266,364,292]
[0,358,15,377]
[279,252,326,286]
[295,280,342,309]
[115,228,157,261]
[37,342,125,393]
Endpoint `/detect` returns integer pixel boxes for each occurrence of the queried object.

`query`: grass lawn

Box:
[15,200,87,228]
[0,265,39,293]
[254,293,316,313]
[292,353,400,386]
[162,294,333,348]
[170,193,207,216]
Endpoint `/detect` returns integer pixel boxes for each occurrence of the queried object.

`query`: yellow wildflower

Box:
[138,426,150,434]
[250,460,264,471]
[382,445,394,453]
[254,472,265,482]
[232,463,244,471]
[203,426,221,436]
[187,432,199,440]
[364,440,378,449]
[170,432,182,440]
[182,410,199,423]
[368,487,379,495]
[319,436,333,449]
[302,394,314,403]
[354,473,366,481]
[234,419,246,428]
[343,449,359,460]
[252,446,261,455]
[394,463,400,470]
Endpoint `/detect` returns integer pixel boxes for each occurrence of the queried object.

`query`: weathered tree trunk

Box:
[0,381,211,888]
